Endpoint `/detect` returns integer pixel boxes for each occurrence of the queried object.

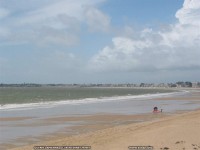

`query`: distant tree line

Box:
[0,83,42,87]
[0,82,200,88]
[176,81,193,87]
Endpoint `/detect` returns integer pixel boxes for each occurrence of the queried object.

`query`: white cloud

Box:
[176,0,200,25]
[85,7,111,32]
[89,0,200,72]
[0,0,106,46]
[17,0,89,25]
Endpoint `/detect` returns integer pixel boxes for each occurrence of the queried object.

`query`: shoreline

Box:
[0,89,183,111]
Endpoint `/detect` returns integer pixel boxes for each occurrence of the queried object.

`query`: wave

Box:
[0,90,188,111]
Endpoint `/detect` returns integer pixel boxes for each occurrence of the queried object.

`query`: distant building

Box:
[192,82,200,88]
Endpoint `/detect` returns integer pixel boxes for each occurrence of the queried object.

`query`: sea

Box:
[1,87,199,114]
[0,87,177,110]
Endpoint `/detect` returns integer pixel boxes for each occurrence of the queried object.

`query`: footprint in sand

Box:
[160,147,169,150]
[191,144,200,150]
[175,140,186,144]
[175,141,186,150]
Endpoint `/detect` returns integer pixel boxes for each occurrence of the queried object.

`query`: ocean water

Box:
[0,87,176,110]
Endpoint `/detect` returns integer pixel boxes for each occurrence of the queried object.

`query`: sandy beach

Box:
[8,109,200,150]
[2,89,198,150]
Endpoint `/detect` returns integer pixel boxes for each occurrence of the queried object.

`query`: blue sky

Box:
[0,0,200,84]
[101,0,183,25]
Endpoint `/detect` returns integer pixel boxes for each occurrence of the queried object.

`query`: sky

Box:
[0,0,200,84]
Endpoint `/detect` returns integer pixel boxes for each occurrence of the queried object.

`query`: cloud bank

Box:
[89,0,200,72]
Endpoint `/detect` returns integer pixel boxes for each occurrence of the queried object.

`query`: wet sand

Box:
[1,113,169,150]
[0,117,33,121]
[9,109,200,150]
[2,89,200,150]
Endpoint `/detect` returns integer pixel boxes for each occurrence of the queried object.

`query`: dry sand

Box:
[8,89,200,150]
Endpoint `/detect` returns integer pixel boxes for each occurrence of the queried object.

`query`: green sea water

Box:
[0,87,175,105]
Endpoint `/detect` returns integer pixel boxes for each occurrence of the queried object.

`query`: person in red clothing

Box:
[153,106,162,113]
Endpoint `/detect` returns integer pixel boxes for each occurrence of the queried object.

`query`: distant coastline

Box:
[0,81,200,88]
